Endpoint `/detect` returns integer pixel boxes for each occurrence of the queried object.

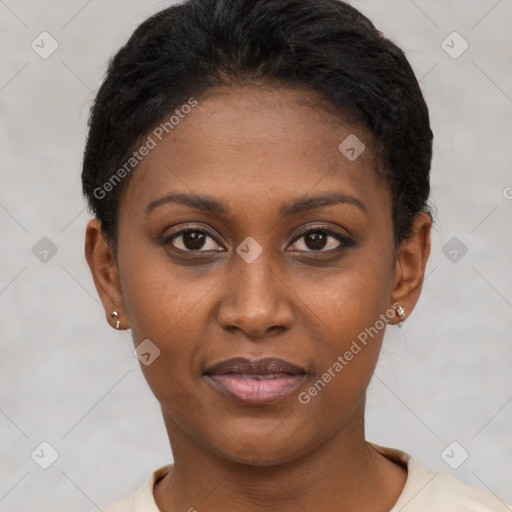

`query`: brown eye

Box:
[165,229,224,252]
[289,228,353,252]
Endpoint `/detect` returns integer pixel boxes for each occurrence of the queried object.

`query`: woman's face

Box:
[87,85,430,466]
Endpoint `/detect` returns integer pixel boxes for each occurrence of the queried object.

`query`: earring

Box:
[111,311,120,330]
[395,303,406,322]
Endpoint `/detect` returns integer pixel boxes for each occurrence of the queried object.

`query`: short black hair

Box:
[81,0,433,255]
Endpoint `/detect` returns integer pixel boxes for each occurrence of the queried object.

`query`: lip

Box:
[203,357,306,405]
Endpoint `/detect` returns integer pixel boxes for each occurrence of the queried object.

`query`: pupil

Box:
[306,232,327,250]
[180,231,329,251]
[184,231,206,250]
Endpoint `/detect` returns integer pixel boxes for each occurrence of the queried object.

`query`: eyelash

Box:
[160,225,353,254]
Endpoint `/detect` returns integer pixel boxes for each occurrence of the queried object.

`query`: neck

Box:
[154,402,407,512]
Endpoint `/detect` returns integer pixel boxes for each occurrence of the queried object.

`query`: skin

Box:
[85,84,431,512]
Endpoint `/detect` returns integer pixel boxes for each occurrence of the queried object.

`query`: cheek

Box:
[117,233,219,340]
[292,244,394,335]
[115,243,212,391]
[117,221,394,433]
[293,244,394,393]
[294,276,392,431]
[119,226,394,353]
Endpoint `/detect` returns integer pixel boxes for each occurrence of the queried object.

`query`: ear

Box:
[84,218,129,330]
[388,212,432,324]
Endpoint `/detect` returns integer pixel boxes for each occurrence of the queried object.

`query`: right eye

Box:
[163,227,225,252]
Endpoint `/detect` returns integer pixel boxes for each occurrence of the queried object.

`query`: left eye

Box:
[288,229,348,252]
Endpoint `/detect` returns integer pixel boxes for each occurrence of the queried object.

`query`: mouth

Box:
[203,357,307,405]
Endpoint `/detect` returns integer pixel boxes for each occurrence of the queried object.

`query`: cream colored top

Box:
[95,444,511,511]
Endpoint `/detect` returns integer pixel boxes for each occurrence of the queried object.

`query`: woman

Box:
[82,0,509,510]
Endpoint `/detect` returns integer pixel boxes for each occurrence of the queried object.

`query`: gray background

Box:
[0,1,511,510]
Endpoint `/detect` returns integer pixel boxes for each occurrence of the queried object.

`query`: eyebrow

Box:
[145,191,366,216]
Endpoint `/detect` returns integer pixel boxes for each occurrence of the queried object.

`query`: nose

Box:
[217,248,294,339]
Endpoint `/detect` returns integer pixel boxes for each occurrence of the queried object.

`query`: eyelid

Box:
[164,225,225,251]
[162,223,352,253]
[288,225,352,250]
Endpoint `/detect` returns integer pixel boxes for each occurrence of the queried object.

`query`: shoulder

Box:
[93,464,173,512]
[369,443,511,512]
[411,468,511,511]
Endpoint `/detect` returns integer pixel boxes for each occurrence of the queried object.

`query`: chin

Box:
[205,422,317,468]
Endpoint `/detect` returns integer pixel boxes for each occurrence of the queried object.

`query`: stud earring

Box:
[111,311,120,330]
[395,303,406,322]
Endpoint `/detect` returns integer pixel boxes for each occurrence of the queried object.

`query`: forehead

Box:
[120,84,387,217]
